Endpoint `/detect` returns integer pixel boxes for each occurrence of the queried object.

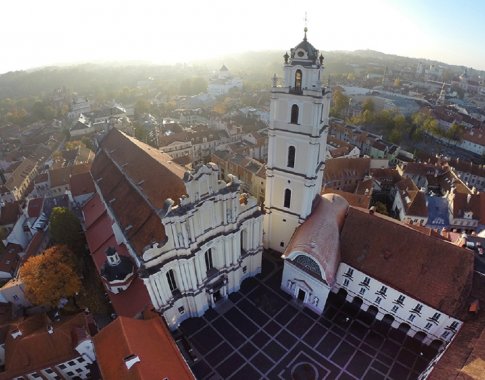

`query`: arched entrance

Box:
[414,331,427,343]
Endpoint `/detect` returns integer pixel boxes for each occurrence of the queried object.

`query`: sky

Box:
[1,0,484,74]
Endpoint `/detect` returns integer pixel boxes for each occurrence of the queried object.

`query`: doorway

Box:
[297,289,306,302]
[213,289,222,303]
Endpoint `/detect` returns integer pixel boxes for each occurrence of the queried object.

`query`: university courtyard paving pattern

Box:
[176,253,438,379]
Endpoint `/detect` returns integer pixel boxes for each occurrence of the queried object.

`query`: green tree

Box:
[19,245,81,307]
[49,207,85,257]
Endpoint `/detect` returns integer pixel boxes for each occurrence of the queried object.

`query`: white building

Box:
[90,128,263,330]
[263,28,330,253]
[207,65,243,97]
[268,30,474,354]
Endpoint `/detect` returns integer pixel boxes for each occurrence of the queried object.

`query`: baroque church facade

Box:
[90,129,263,330]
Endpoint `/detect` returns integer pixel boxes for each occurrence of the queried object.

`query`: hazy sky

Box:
[1,0,484,74]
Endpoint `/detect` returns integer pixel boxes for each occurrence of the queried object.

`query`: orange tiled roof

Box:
[91,129,187,254]
[94,315,194,380]
[0,313,94,380]
[341,207,474,318]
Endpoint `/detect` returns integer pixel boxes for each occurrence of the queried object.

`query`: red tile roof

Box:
[94,315,194,380]
[27,198,44,218]
[69,171,95,197]
[83,194,151,318]
[340,207,474,318]
[0,201,20,226]
[321,188,371,209]
[0,313,94,380]
[91,128,187,255]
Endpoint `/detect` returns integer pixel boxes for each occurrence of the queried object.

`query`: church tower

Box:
[264,28,331,252]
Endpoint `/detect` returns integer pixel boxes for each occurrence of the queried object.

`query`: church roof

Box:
[340,207,474,318]
[285,194,349,285]
[91,128,187,254]
[290,28,320,64]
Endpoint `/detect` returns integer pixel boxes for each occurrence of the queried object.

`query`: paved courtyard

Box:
[176,253,438,379]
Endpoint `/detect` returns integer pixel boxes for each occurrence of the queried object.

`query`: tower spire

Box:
[304,12,308,41]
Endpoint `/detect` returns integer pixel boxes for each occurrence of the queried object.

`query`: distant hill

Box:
[0,50,481,100]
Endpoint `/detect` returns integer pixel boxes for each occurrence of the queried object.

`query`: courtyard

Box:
[175,252,438,379]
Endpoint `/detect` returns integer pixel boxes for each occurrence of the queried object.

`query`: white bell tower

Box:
[263,28,331,252]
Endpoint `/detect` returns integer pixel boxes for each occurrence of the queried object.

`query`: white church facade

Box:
[264,30,474,351]
[90,128,263,330]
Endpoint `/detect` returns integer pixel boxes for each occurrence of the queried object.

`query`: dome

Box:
[290,27,319,63]
[101,250,135,282]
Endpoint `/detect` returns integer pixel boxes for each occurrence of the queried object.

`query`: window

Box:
[166,270,177,293]
[284,189,291,208]
[290,105,299,124]
[441,331,450,339]
[243,266,247,274]
[295,70,302,91]
[375,296,382,304]
[344,268,354,279]
[396,295,405,305]
[359,287,366,295]
[378,286,388,296]
[449,321,459,331]
[408,314,416,322]
[413,303,423,314]
[431,312,441,322]
[363,277,370,286]
[178,306,185,315]
[280,241,284,247]
[287,146,296,168]
[343,279,349,287]
[205,249,214,271]
[391,305,399,313]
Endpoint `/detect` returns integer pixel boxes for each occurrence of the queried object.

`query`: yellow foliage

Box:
[19,245,81,307]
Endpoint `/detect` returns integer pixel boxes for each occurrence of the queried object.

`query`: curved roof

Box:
[290,29,319,64]
[285,194,349,285]
[101,255,135,282]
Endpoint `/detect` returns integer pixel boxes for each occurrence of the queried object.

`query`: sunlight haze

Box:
[1,0,484,73]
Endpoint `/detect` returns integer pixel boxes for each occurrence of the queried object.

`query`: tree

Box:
[374,201,389,216]
[19,245,81,307]
[362,98,375,113]
[49,207,85,256]
[330,87,350,118]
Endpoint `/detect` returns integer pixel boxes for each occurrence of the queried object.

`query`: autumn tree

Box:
[49,207,85,257]
[330,87,350,118]
[19,245,81,307]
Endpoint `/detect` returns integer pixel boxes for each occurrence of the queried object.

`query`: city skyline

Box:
[1,0,484,74]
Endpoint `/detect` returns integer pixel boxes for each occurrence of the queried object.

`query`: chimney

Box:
[11,329,22,339]
[369,206,376,215]
[47,325,54,334]
[467,193,472,204]
[124,354,140,370]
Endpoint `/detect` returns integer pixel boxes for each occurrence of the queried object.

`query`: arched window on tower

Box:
[295,70,302,91]
[284,189,291,208]
[287,146,295,168]
[290,104,299,124]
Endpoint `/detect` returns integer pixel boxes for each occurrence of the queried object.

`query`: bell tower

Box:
[263,28,331,252]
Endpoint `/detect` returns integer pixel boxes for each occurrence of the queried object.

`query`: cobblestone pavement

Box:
[176,252,438,379]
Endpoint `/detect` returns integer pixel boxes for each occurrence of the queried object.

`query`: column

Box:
[143,277,161,309]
